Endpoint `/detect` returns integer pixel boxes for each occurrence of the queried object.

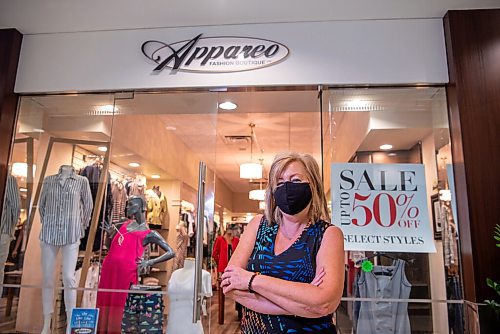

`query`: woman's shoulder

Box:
[248,214,265,229]
[311,219,332,232]
[310,220,343,240]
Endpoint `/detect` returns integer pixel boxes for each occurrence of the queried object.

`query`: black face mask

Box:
[273,182,312,215]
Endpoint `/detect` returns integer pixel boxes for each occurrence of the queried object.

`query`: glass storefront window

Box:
[322,87,463,333]
[0,86,467,333]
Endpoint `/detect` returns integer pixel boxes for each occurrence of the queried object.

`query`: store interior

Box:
[0,86,461,333]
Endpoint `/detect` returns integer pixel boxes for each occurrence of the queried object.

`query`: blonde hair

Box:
[264,152,330,225]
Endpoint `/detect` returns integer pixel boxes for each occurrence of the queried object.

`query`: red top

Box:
[212,235,239,272]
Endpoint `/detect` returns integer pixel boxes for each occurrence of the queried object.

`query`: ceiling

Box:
[1,0,499,34]
[15,87,448,199]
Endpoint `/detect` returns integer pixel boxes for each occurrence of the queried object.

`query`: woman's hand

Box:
[311,267,325,286]
[221,265,253,294]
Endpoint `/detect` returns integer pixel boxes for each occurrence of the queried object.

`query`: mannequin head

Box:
[126,195,147,223]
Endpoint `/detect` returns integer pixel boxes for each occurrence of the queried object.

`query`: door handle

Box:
[193,161,206,323]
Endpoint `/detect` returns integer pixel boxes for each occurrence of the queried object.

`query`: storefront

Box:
[0,9,499,333]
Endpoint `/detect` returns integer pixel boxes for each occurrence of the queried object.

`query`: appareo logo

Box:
[141,34,289,73]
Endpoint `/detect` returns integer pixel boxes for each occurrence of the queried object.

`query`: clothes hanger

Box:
[355,252,414,266]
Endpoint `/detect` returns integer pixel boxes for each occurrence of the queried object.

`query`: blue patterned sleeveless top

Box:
[242,218,337,334]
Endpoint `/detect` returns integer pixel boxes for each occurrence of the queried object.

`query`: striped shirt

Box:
[1,174,21,237]
[39,166,93,245]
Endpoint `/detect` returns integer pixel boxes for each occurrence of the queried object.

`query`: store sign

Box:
[331,163,436,253]
[141,34,289,73]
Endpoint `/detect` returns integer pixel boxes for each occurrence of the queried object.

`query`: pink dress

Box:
[96,221,150,334]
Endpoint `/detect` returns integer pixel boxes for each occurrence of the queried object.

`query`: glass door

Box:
[112,91,218,334]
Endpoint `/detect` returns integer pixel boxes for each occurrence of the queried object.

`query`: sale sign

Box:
[331,163,436,253]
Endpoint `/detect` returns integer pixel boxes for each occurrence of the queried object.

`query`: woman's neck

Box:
[281,212,309,226]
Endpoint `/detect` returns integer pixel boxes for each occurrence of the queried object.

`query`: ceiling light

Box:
[380,144,393,150]
[240,123,263,180]
[98,146,108,152]
[334,98,383,112]
[128,162,140,167]
[33,128,45,133]
[96,104,118,112]
[151,174,161,179]
[92,104,120,116]
[240,163,263,180]
[218,101,237,110]
[11,162,36,178]
[346,99,369,108]
[249,189,266,201]
[165,126,177,131]
[388,153,397,156]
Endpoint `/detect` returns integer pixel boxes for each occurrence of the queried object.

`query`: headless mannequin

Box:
[167,258,212,334]
[41,165,82,334]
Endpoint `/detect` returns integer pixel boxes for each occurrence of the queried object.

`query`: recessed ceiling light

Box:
[388,153,397,156]
[96,104,118,112]
[346,99,369,108]
[98,146,108,152]
[128,162,140,167]
[165,126,177,131]
[380,144,393,150]
[218,101,237,110]
[151,175,161,179]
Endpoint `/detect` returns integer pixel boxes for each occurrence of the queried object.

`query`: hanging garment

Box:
[0,174,21,237]
[111,180,127,224]
[121,291,164,334]
[0,174,21,285]
[128,181,145,197]
[441,202,458,268]
[212,235,239,273]
[79,164,113,251]
[96,221,150,334]
[356,259,412,334]
[446,275,464,334]
[145,189,169,228]
[172,221,189,271]
[75,262,101,308]
[242,218,337,333]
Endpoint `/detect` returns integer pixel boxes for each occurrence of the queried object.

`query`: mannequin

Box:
[97,196,175,334]
[0,174,20,290]
[38,165,93,334]
[166,258,212,334]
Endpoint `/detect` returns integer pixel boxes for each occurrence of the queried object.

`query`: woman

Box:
[213,227,239,273]
[213,226,242,320]
[221,152,344,333]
